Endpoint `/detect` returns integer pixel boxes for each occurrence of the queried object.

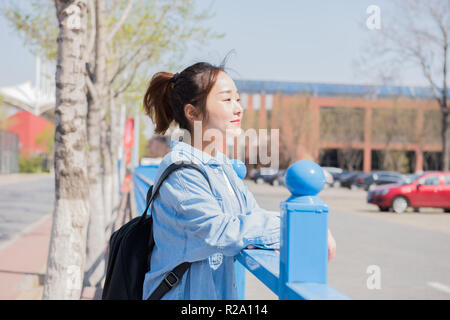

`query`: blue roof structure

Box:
[234,80,448,100]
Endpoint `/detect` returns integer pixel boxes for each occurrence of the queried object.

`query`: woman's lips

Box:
[230,119,241,123]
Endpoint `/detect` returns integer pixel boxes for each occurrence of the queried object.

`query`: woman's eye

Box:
[223,98,240,102]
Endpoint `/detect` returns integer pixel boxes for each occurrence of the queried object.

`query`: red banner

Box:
[123,118,134,150]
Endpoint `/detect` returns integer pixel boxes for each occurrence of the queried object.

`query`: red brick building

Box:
[235,80,445,173]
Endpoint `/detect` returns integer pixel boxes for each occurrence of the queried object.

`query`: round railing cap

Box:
[231,159,247,180]
[285,160,325,196]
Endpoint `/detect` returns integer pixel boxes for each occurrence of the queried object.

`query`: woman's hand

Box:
[328,229,336,262]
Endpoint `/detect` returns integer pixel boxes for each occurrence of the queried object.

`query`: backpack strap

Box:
[147,262,191,300]
[140,161,212,222]
[139,161,212,300]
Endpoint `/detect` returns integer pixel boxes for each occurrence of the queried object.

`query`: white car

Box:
[322,167,343,175]
[323,167,343,187]
[322,169,334,187]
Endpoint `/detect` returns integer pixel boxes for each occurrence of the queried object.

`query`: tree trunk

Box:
[85,98,106,287]
[442,108,450,171]
[110,97,120,221]
[84,0,107,287]
[43,0,89,300]
[101,99,113,237]
[118,104,127,186]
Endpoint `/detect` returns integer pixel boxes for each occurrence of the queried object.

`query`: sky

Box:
[0,0,430,89]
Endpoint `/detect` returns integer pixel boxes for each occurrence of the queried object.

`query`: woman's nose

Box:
[233,100,243,114]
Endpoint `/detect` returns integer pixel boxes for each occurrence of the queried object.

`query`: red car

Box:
[367,171,450,213]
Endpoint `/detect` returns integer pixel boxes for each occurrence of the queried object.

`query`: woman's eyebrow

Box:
[218,89,240,95]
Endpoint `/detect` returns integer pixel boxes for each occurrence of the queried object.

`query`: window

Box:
[240,93,248,109]
[422,175,440,186]
[265,94,273,111]
[253,94,260,110]
[443,175,450,185]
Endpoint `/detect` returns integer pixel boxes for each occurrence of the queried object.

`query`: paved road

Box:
[0,174,54,247]
[1,174,449,299]
[245,181,450,300]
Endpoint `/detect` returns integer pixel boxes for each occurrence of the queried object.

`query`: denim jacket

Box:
[142,139,280,300]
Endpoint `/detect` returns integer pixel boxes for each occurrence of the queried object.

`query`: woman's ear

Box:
[184,104,201,122]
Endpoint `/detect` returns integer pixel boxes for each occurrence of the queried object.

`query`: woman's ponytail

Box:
[143,72,175,135]
[143,62,225,135]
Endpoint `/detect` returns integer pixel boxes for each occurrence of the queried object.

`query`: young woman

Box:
[141,62,336,300]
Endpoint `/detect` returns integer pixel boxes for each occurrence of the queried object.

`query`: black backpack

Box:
[102,161,211,300]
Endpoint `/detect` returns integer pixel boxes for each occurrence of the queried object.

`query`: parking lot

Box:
[245,180,450,300]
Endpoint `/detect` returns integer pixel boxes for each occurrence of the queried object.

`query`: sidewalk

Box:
[0,173,54,186]
[0,213,99,300]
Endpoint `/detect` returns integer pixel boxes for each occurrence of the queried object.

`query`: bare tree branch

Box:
[362,0,450,170]
[109,43,145,85]
[108,3,171,91]
[85,74,98,101]
[113,51,154,98]
[87,0,96,60]
[106,0,134,43]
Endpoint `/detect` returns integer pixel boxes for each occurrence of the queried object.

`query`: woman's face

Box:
[203,71,243,140]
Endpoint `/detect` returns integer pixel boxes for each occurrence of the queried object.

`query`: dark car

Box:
[247,168,259,180]
[357,171,405,191]
[275,171,286,186]
[330,170,349,187]
[322,167,343,187]
[340,171,365,189]
[253,168,279,185]
[350,172,372,190]
[266,169,286,186]
[367,171,450,213]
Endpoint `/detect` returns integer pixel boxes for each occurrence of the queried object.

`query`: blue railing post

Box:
[279,160,329,299]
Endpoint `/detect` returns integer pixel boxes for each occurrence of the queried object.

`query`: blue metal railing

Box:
[133,164,159,214]
[132,160,350,300]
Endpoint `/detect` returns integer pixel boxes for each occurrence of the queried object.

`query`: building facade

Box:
[234,80,445,173]
[5,110,53,158]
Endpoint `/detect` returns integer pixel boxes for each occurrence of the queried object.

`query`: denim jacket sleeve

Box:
[157,166,280,261]
[240,181,280,250]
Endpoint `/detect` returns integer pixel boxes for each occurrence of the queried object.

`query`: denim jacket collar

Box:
[170,139,231,166]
